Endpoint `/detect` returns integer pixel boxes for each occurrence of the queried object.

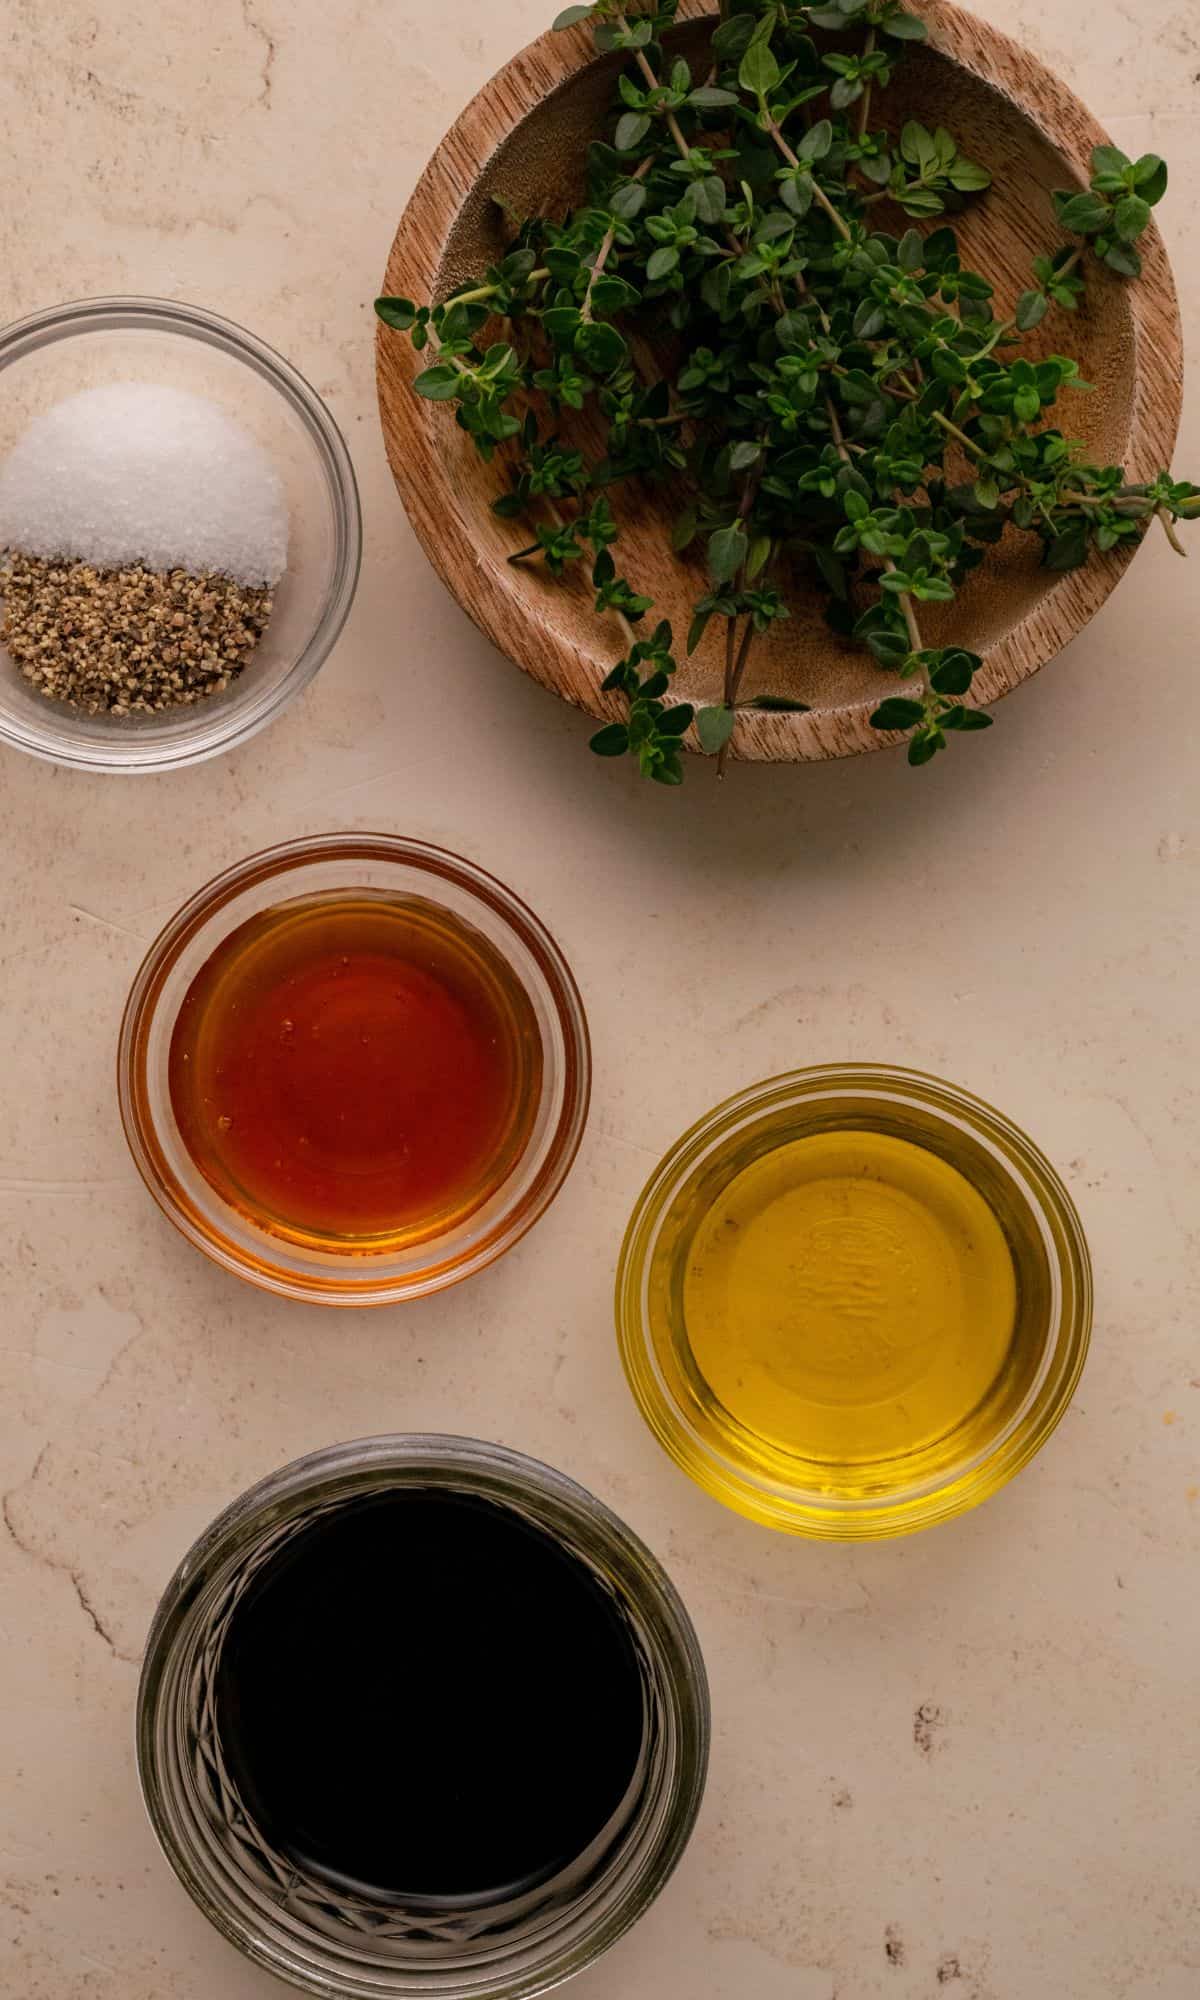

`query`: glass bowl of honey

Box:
[119,834,590,1304]
[616,1066,1092,1540]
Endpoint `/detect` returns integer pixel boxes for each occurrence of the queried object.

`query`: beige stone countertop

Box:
[2,2,1198,1996]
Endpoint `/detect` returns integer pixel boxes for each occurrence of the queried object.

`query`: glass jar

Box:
[137,1435,710,1998]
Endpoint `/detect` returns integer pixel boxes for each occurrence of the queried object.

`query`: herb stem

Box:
[827,390,926,664]
[729,616,757,706]
[932,410,987,460]
[1158,505,1188,557]
[541,492,640,647]
[449,271,550,308]
[582,157,652,322]
[616,11,691,156]
[889,563,926,656]
[765,119,854,243]
[718,616,758,777]
[857,31,877,140]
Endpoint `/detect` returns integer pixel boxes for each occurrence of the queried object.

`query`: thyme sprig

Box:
[377,0,1197,778]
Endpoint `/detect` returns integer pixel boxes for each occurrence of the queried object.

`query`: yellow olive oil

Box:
[646,1116,1049,1506]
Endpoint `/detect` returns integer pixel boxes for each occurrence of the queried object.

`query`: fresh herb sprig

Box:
[377,0,1197,778]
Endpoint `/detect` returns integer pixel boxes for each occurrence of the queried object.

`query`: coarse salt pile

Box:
[0,383,289,717]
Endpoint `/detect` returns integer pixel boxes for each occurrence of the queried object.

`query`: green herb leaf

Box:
[897,229,925,273]
[739,40,781,99]
[692,177,727,224]
[947,155,991,193]
[907,729,942,765]
[931,348,969,385]
[1055,189,1111,235]
[708,522,750,583]
[1102,239,1143,278]
[1016,288,1049,332]
[689,86,740,109]
[697,704,736,752]
[610,180,648,220]
[870,697,926,730]
[1114,193,1152,242]
[1133,154,1168,205]
[798,119,834,163]
[552,2,594,26]
[882,9,928,38]
[413,363,462,400]
[900,121,938,172]
[576,320,628,371]
[589,722,630,756]
[671,505,698,552]
[615,111,651,152]
[929,651,975,695]
[746,533,772,580]
[710,13,755,59]
[375,296,417,330]
[1044,521,1089,570]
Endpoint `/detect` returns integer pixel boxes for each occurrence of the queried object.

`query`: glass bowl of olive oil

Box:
[616,1066,1092,1540]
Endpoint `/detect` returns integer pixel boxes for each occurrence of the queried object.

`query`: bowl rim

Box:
[614,1062,1094,1539]
[0,294,362,774]
[376,0,1183,763]
[117,831,592,1305]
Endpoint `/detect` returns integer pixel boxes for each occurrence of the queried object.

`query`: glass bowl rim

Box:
[136,1432,711,2000]
[0,293,362,773]
[117,832,591,1305]
[615,1062,1093,1540]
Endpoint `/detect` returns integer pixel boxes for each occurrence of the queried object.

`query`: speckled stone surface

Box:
[1,4,1198,1997]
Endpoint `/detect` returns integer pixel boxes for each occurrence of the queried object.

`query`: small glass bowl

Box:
[137,1435,710,2000]
[118,834,590,1304]
[616,1065,1092,1541]
[0,297,360,772]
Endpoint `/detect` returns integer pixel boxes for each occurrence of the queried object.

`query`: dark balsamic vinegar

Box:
[214,1489,648,1904]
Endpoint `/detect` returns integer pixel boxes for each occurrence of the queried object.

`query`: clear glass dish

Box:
[118,834,590,1304]
[616,1065,1093,1540]
[0,296,360,771]
[136,1434,710,2000]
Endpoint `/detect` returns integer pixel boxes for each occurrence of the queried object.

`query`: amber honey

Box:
[168,890,542,1249]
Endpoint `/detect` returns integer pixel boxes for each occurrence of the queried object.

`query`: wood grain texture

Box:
[376,0,1183,763]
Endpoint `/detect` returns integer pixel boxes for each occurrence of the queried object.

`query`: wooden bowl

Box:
[377,0,1182,762]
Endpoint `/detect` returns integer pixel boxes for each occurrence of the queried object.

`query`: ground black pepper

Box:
[0,554,273,716]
